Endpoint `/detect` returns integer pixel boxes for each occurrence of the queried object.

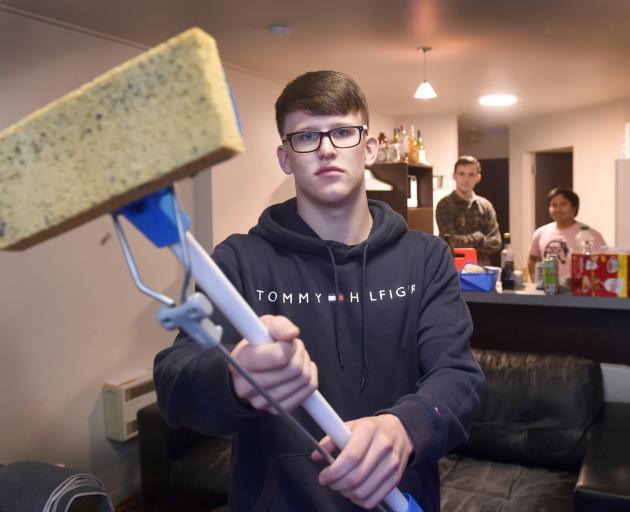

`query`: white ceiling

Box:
[2,0,630,130]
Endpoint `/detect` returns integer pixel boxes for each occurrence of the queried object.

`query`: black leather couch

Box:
[440,349,630,512]
[137,403,230,512]
[138,349,630,512]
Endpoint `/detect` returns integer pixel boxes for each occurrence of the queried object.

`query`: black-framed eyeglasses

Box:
[282,125,368,153]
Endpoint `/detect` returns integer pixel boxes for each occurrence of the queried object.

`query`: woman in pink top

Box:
[528,188,606,282]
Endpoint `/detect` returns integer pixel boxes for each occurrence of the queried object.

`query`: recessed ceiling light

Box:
[479,94,517,107]
[267,24,290,37]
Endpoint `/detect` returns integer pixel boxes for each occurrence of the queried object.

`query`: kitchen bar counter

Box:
[462,283,630,365]
[463,283,630,310]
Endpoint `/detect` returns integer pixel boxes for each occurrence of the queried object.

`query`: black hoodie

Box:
[154,198,484,512]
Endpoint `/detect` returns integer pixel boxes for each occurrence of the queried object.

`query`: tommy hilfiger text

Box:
[255,284,416,304]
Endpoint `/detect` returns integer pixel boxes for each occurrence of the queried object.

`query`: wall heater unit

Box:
[103,370,156,441]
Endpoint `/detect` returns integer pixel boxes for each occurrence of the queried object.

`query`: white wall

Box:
[206,68,289,244]
[509,99,629,266]
[459,126,509,159]
[0,9,164,502]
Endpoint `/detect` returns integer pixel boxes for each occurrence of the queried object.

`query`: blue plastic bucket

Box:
[459,266,498,292]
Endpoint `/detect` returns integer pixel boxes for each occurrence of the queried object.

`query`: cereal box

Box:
[571,253,628,297]
[571,253,600,296]
[596,253,628,298]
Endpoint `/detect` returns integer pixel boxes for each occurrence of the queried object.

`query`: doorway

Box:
[476,158,509,267]
[534,150,573,228]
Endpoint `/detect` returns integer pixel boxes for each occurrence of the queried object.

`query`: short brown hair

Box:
[454,155,481,174]
[274,70,369,136]
[548,187,580,215]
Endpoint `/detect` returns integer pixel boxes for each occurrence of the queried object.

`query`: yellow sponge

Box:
[0,28,244,250]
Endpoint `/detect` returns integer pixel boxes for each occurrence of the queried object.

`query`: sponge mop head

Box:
[0,28,244,251]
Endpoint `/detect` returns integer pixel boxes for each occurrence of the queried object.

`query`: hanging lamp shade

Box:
[414,47,437,99]
[414,81,437,99]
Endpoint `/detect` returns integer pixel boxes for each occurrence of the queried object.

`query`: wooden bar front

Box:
[463,285,630,365]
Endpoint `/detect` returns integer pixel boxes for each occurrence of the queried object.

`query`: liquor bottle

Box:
[417,129,426,163]
[388,128,400,163]
[376,130,388,163]
[407,124,418,164]
[399,125,408,162]
[501,232,515,290]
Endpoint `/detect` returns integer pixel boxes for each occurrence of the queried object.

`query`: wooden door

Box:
[534,152,573,228]
[476,158,509,267]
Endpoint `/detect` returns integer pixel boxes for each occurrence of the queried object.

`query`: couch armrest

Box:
[137,402,210,511]
[575,401,630,511]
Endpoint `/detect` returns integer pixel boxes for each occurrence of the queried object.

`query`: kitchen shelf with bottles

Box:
[366,162,434,234]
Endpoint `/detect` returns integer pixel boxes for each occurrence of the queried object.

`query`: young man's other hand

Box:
[313,414,413,510]
[229,315,318,413]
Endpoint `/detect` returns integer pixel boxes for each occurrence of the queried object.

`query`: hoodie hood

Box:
[250,197,408,260]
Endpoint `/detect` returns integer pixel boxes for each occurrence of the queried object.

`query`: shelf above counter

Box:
[366,162,434,233]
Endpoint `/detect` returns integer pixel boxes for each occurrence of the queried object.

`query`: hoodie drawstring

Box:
[360,243,369,393]
[326,243,370,393]
[325,245,344,370]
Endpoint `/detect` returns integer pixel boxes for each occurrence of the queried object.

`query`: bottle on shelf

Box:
[501,232,515,290]
[388,128,400,163]
[407,124,418,164]
[399,125,408,162]
[376,130,388,163]
[575,225,596,254]
[417,129,426,163]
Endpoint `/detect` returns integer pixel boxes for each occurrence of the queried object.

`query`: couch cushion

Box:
[440,455,576,512]
[461,350,603,471]
[170,436,231,509]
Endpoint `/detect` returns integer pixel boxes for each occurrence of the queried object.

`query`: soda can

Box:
[535,261,544,290]
[543,255,559,295]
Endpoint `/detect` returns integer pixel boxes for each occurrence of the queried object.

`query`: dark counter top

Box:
[462,283,630,311]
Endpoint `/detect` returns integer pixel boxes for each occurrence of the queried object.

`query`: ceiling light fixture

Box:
[267,24,290,38]
[414,47,437,100]
[479,93,517,107]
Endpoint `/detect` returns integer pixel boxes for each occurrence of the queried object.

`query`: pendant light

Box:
[414,47,438,100]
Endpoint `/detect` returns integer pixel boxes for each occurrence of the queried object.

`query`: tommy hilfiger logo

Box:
[256,284,416,305]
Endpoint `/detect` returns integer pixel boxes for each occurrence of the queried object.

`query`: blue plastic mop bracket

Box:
[113,186,190,248]
[404,493,423,512]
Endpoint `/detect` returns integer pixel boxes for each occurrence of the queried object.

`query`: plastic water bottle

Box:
[501,232,515,290]
[575,225,595,254]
